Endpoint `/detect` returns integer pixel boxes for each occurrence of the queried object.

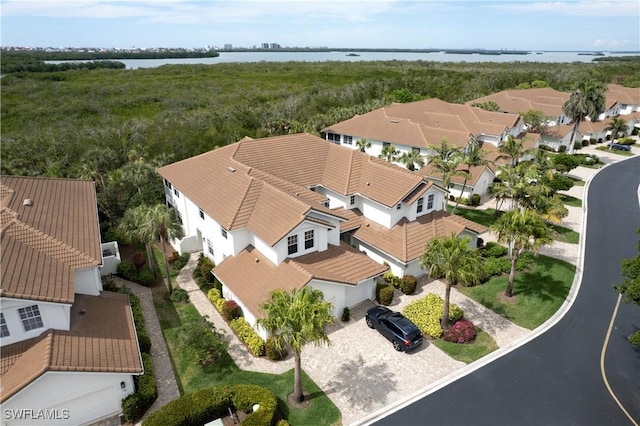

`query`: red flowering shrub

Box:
[443,319,477,344]
[222,300,242,321]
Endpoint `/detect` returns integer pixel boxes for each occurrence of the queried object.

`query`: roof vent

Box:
[227,167,236,173]
[255,258,260,263]
[366,182,370,186]
[79,308,86,315]
[23,199,33,207]
[390,119,399,123]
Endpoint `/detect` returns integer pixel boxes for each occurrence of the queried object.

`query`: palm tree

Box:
[146,204,184,294]
[496,135,528,167]
[604,117,630,148]
[490,208,553,297]
[428,138,464,198]
[420,234,485,330]
[257,287,334,403]
[451,137,488,214]
[398,150,425,172]
[117,204,157,277]
[562,81,606,154]
[356,138,371,153]
[379,144,399,162]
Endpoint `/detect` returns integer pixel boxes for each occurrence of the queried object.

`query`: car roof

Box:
[387,313,418,330]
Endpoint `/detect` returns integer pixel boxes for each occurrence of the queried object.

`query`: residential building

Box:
[0,176,141,426]
[157,134,486,336]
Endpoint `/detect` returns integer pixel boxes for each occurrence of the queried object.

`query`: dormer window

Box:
[350,195,355,205]
[427,194,434,210]
[221,227,228,239]
[288,235,298,255]
[0,313,9,338]
[396,203,401,210]
[344,136,353,145]
[18,305,43,332]
[417,197,424,213]
[305,230,314,249]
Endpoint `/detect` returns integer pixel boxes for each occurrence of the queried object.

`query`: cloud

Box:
[497,0,639,17]
[592,38,633,48]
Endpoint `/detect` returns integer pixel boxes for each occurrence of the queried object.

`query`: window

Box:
[173,188,180,198]
[305,230,314,249]
[207,239,214,255]
[350,195,355,205]
[199,208,204,220]
[417,197,424,213]
[412,147,420,155]
[327,133,338,142]
[0,313,9,338]
[288,235,298,255]
[396,203,402,210]
[427,194,434,210]
[18,305,43,332]
[221,227,228,239]
[176,210,183,224]
[344,136,353,145]
[164,179,172,189]
[383,142,391,148]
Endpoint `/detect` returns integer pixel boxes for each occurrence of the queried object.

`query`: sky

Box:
[1,0,639,51]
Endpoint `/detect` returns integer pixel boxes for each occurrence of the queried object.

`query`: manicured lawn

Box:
[569,177,585,186]
[156,294,341,426]
[452,207,579,243]
[431,328,498,364]
[458,254,575,330]
[559,194,582,207]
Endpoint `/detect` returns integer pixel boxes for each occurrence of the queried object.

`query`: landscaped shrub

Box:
[122,353,157,423]
[400,275,418,295]
[482,241,508,258]
[341,307,351,322]
[558,145,567,153]
[117,259,137,281]
[483,256,511,277]
[230,318,265,357]
[207,288,222,303]
[215,298,226,314]
[443,319,477,343]
[222,300,242,321]
[383,271,401,288]
[402,293,464,338]
[132,251,146,270]
[129,294,151,354]
[376,282,394,306]
[265,336,288,361]
[171,252,190,270]
[170,288,189,303]
[137,267,155,286]
[142,384,277,426]
[470,194,481,206]
[618,136,635,145]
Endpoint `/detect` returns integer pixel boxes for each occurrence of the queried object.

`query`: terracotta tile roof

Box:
[158,134,431,245]
[214,243,388,317]
[323,98,520,150]
[0,292,142,403]
[605,83,640,108]
[419,163,494,187]
[465,88,569,117]
[0,177,102,303]
[352,210,488,263]
[332,207,365,232]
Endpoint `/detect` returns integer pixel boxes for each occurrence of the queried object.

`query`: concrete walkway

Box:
[134,142,636,425]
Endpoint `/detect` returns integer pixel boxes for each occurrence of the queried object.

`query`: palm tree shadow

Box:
[325,354,398,411]
[512,263,570,301]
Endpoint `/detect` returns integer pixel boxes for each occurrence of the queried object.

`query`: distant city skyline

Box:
[1,1,639,52]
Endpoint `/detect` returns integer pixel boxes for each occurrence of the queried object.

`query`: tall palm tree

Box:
[451,137,488,214]
[604,117,630,148]
[356,138,371,153]
[257,287,334,403]
[562,81,606,154]
[379,144,399,162]
[490,208,553,297]
[420,234,485,330]
[398,150,425,171]
[496,135,527,167]
[148,204,184,294]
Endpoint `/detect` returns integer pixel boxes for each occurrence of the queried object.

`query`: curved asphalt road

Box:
[375,156,640,426]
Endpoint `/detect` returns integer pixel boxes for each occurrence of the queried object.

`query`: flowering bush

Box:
[402,293,464,338]
[443,319,477,344]
[222,300,242,321]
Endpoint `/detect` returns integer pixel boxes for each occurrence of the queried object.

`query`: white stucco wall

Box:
[0,299,70,346]
[1,372,135,426]
[74,268,102,296]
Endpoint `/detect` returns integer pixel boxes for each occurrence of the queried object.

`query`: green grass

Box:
[569,177,585,186]
[452,206,578,243]
[431,328,498,364]
[459,254,575,329]
[551,224,580,244]
[157,295,341,426]
[559,194,582,207]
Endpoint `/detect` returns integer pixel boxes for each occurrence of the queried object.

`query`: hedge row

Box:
[142,384,277,426]
[122,353,158,423]
[402,293,464,338]
[230,318,266,357]
[117,259,154,286]
[129,294,151,354]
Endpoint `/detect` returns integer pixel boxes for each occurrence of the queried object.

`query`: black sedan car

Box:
[365,306,423,352]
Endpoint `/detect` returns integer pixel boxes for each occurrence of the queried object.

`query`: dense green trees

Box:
[615,230,640,346]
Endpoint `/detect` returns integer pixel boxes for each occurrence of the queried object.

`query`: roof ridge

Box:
[5,218,100,268]
[43,330,55,372]
[229,174,258,229]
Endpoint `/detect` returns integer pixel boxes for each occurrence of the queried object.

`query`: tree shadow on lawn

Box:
[512,261,573,302]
